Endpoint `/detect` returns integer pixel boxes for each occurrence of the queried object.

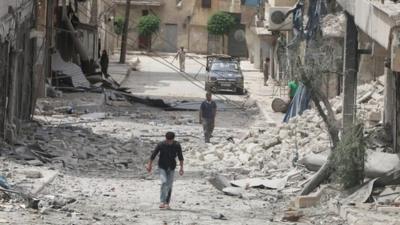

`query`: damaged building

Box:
[0,0,46,143]
[0,0,117,144]
[50,0,115,88]
[248,0,400,152]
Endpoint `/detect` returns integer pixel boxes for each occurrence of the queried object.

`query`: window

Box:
[142,10,149,16]
[211,61,239,72]
[202,0,211,8]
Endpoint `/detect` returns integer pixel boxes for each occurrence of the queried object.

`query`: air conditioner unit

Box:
[268,7,293,31]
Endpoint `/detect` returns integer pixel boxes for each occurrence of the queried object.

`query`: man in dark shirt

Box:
[100,50,109,77]
[146,132,184,209]
[263,57,270,86]
[199,92,217,143]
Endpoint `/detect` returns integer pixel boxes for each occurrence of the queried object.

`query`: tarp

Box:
[283,83,312,123]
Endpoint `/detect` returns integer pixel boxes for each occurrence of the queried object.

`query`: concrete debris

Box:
[321,13,346,38]
[80,112,107,120]
[294,186,326,208]
[299,150,400,178]
[22,170,43,179]
[208,175,231,192]
[211,213,228,220]
[377,186,400,205]
[282,209,304,222]
[222,187,244,197]
[231,177,287,190]
[127,57,140,71]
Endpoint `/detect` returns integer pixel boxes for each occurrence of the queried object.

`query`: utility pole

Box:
[44,0,54,95]
[342,12,358,134]
[119,0,130,64]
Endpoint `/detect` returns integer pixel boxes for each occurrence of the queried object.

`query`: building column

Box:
[384,66,395,134]
[342,12,358,133]
[390,28,400,153]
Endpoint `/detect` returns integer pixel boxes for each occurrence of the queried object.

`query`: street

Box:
[2,1,400,225]
[0,53,308,225]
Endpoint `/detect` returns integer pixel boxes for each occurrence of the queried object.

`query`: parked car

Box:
[205,54,244,94]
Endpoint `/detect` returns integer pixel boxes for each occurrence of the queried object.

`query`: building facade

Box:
[0,0,45,143]
[336,0,400,152]
[114,0,256,56]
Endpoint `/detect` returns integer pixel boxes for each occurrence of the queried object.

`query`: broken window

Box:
[202,0,211,8]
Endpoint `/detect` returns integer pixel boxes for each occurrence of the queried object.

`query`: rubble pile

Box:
[11,122,152,173]
[321,13,346,38]
[330,79,385,125]
[189,79,387,176]
[188,108,329,176]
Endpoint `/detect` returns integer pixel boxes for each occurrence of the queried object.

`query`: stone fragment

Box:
[23,171,43,179]
[208,175,231,192]
[282,209,303,222]
[211,213,228,220]
[294,186,325,208]
[368,111,381,122]
[222,187,244,197]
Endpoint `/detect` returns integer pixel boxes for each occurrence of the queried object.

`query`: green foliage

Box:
[207,12,235,36]
[331,124,366,189]
[113,16,124,35]
[138,15,161,37]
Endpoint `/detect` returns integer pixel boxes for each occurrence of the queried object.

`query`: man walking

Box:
[199,92,217,143]
[100,50,109,77]
[263,57,270,86]
[174,46,186,72]
[146,132,184,209]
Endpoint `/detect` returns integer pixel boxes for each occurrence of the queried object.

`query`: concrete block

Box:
[282,209,304,222]
[368,111,381,122]
[23,171,43,179]
[294,186,326,208]
[294,195,321,208]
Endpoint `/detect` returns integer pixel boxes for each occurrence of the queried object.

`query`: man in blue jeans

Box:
[146,132,184,209]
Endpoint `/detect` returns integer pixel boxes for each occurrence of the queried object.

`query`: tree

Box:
[137,15,161,38]
[113,16,124,48]
[207,12,235,54]
[297,39,366,195]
